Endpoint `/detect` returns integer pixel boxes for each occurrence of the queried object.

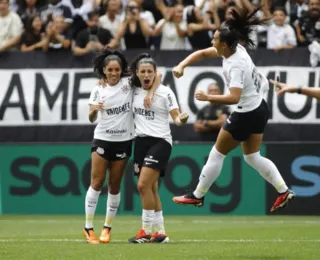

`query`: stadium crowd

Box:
[0,0,319,55]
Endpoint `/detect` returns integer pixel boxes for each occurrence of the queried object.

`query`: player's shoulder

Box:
[155,84,174,95]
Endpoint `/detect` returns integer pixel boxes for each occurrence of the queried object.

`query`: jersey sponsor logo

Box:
[105,129,128,135]
[106,102,130,115]
[167,94,173,107]
[116,152,127,158]
[96,147,105,155]
[93,91,99,102]
[134,107,155,120]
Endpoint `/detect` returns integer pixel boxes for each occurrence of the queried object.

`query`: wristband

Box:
[297,86,302,94]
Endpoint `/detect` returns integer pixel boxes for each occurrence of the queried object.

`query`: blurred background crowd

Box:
[0,0,319,56]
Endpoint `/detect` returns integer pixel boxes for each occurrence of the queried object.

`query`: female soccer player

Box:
[128,53,189,243]
[83,49,158,244]
[172,8,295,212]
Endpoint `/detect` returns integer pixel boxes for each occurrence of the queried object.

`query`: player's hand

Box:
[269,79,297,96]
[179,112,189,125]
[172,65,184,78]
[195,90,209,101]
[144,93,153,109]
[92,103,104,111]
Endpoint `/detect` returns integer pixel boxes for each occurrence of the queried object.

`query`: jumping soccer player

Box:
[172,7,295,212]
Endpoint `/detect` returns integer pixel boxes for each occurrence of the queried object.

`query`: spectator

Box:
[194,83,229,142]
[296,0,320,46]
[40,0,73,26]
[20,14,48,52]
[99,0,122,36]
[96,0,122,16]
[108,0,149,49]
[17,0,39,27]
[135,0,155,29]
[267,7,297,52]
[154,3,188,50]
[9,0,18,12]
[186,5,220,49]
[61,0,95,17]
[0,0,23,51]
[73,11,113,56]
[195,0,210,14]
[46,15,71,51]
[285,0,308,25]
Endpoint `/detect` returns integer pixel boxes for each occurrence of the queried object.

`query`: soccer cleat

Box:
[151,232,169,243]
[82,228,100,244]
[270,189,296,212]
[99,226,111,244]
[172,192,205,207]
[128,228,151,244]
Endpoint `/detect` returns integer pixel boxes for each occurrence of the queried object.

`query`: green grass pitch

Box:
[0,215,319,260]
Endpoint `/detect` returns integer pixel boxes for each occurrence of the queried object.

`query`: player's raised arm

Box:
[270,79,320,99]
[172,47,218,78]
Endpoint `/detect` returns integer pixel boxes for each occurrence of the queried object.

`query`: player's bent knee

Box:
[243,151,261,167]
[91,174,105,190]
[207,146,225,162]
[137,181,151,195]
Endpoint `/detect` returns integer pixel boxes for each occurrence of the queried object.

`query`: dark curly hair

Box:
[93,49,130,79]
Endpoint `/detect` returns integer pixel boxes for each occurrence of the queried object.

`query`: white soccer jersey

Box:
[222,44,268,112]
[89,77,134,142]
[133,85,179,145]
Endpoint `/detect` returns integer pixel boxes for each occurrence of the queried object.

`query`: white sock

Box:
[142,209,154,234]
[104,192,121,228]
[193,146,225,198]
[153,210,165,234]
[244,152,288,193]
[85,186,101,229]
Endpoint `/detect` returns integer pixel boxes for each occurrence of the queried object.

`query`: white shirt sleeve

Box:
[229,67,245,89]
[11,13,23,37]
[89,86,100,105]
[165,88,179,112]
[286,25,297,46]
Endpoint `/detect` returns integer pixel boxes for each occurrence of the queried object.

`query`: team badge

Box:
[121,84,130,94]
[134,163,140,173]
[96,147,105,155]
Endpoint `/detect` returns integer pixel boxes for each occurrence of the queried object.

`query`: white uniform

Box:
[222,44,269,113]
[89,77,134,142]
[133,85,179,145]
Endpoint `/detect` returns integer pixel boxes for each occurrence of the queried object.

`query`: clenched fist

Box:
[179,112,189,125]
[172,65,184,78]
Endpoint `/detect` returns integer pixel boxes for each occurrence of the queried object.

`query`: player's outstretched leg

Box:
[242,134,296,212]
[173,129,239,207]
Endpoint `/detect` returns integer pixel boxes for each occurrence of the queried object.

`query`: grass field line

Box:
[0,238,320,243]
[0,219,320,224]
